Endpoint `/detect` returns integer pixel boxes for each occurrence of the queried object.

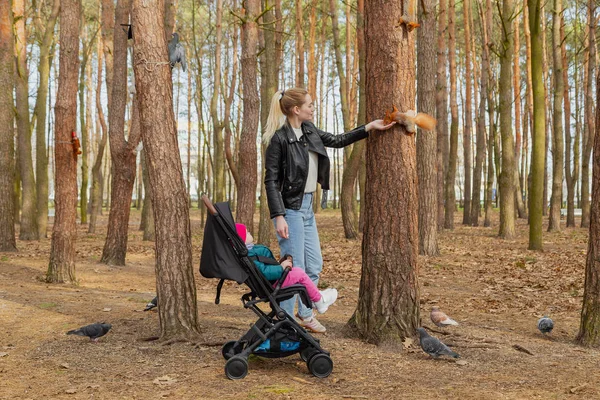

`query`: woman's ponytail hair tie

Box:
[279,89,285,100]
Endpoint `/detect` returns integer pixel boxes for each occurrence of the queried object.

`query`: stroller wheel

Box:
[307,353,333,378]
[222,340,237,360]
[300,347,319,362]
[225,356,248,380]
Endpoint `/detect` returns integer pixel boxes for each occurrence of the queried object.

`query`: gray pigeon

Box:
[537,317,554,335]
[417,327,460,358]
[67,322,112,342]
[168,32,187,72]
[144,296,157,311]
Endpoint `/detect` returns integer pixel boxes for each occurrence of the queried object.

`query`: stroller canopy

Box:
[199,201,249,284]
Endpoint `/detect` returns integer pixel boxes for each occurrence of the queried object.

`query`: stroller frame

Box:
[200,196,333,380]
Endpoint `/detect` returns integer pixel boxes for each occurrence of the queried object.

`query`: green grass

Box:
[39,302,57,310]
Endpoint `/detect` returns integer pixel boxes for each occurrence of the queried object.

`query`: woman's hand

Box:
[275,216,289,239]
[281,259,293,269]
[366,119,396,132]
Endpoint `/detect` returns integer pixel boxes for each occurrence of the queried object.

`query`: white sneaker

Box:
[297,313,327,333]
[314,288,338,314]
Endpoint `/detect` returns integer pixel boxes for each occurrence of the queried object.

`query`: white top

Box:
[293,127,318,194]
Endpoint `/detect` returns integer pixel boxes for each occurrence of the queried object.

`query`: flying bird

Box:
[430,306,459,328]
[537,317,554,335]
[144,296,158,312]
[168,32,187,72]
[417,328,460,359]
[67,322,112,342]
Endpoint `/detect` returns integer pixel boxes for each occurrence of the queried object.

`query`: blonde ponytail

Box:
[263,87,309,145]
[263,90,286,145]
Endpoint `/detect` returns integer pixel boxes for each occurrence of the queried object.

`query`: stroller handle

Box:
[202,195,218,216]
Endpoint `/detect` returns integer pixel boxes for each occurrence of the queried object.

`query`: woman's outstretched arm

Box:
[315,120,395,148]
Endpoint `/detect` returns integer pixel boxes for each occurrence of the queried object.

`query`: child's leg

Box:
[278,267,321,303]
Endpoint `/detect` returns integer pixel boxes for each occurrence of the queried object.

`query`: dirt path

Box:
[0,209,598,399]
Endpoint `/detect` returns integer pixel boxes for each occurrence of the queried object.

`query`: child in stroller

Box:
[235,223,338,315]
[199,197,335,380]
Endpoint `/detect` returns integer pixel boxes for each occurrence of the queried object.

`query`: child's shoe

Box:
[296,313,326,333]
[314,288,338,314]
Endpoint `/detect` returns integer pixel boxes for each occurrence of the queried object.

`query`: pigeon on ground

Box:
[168,32,187,72]
[537,317,554,335]
[417,327,460,359]
[67,323,112,342]
[144,296,157,312]
[430,306,459,328]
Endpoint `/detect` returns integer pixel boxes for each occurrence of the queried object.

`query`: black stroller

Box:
[199,196,333,380]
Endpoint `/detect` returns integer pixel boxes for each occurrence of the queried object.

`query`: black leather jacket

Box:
[264,121,368,218]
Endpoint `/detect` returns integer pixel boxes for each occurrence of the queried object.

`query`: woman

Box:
[263,87,395,332]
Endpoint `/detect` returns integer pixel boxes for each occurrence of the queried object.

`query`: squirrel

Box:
[71,131,82,160]
[383,105,437,134]
[397,0,420,32]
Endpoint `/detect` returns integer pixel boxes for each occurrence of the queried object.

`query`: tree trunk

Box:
[186,63,192,205]
[473,0,488,227]
[0,1,17,251]
[79,30,94,225]
[258,0,281,245]
[572,39,581,227]
[541,3,550,217]
[524,0,535,216]
[513,18,527,220]
[101,0,115,108]
[331,0,359,236]
[211,0,225,203]
[548,0,564,232]
[417,0,438,254]
[141,150,155,241]
[444,0,458,230]
[577,43,600,346]
[581,0,596,229]
[350,0,419,344]
[462,0,472,225]
[328,0,350,131]
[164,0,177,38]
[307,0,317,97]
[13,0,38,240]
[295,0,305,86]
[436,0,448,230]
[101,0,142,266]
[191,0,205,218]
[46,0,81,283]
[562,20,574,228]
[340,142,364,239]
[132,0,200,342]
[357,0,367,231]
[483,0,494,228]
[498,0,516,239]
[528,0,545,250]
[33,0,60,239]
[89,37,109,234]
[136,157,143,210]
[236,0,260,232]
[224,23,239,188]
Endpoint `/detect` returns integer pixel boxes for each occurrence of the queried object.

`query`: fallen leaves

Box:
[153,375,177,386]
[402,337,414,349]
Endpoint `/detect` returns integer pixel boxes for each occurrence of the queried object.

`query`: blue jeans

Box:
[273,193,323,319]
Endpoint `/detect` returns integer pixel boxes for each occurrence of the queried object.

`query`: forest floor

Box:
[0,208,598,400]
